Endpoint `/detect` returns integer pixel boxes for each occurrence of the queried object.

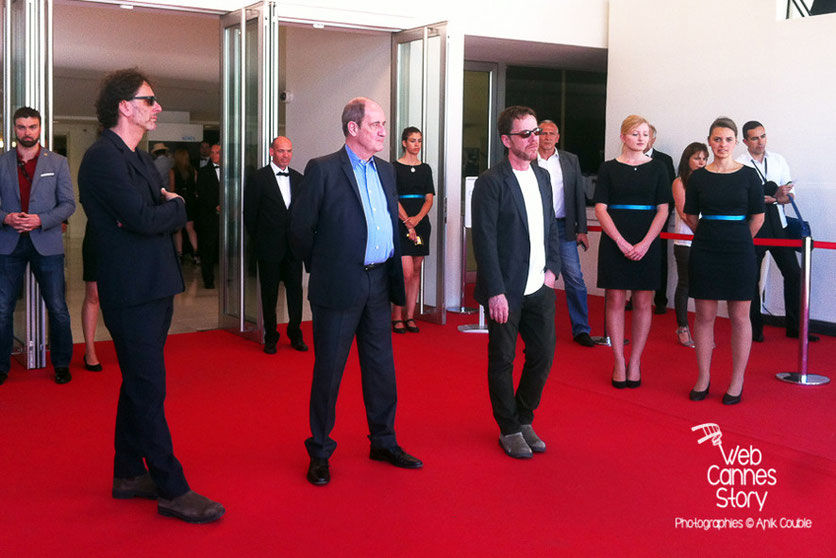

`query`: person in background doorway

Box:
[169,148,198,264]
[195,144,221,289]
[81,221,103,372]
[0,106,76,386]
[671,142,708,348]
[535,119,594,347]
[391,126,434,334]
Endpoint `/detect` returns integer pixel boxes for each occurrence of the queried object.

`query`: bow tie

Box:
[276,171,289,176]
[213,164,220,169]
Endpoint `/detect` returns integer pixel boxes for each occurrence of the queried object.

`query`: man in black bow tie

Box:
[195,144,221,288]
[244,137,307,353]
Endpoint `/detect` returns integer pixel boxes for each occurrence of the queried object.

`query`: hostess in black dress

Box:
[173,168,198,222]
[394,161,435,257]
[685,166,764,301]
[594,159,670,290]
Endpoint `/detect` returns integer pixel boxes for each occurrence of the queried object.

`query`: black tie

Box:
[276,171,289,176]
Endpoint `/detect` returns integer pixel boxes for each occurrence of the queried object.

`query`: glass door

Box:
[219,2,280,340]
[391,23,447,325]
[2,0,52,369]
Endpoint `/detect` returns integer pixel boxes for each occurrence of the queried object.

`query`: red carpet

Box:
[1,293,834,557]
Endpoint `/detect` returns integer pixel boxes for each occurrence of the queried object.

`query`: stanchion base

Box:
[458,324,488,334]
[776,372,831,386]
[448,307,477,315]
[590,336,629,347]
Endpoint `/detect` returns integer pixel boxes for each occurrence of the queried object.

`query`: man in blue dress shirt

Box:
[291,97,423,486]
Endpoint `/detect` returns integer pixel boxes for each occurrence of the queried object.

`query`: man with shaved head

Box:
[291,97,422,486]
[244,136,307,353]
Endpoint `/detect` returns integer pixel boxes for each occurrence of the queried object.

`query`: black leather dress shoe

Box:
[307,458,330,486]
[786,330,819,342]
[291,339,309,352]
[752,331,764,343]
[0,371,7,385]
[112,472,158,499]
[54,367,71,384]
[573,332,595,347]
[369,446,423,469]
[263,342,277,355]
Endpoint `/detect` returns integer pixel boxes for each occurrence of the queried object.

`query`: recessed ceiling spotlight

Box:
[119,4,134,9]
[312,23,325,29]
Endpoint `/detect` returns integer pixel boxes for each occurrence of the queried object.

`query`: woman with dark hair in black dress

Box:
[594,115,670,389]
[684,117,764,404]
[391,127,435,334]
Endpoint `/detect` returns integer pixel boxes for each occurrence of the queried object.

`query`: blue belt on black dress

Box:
[608,204,655,210]
[701,214,746,221]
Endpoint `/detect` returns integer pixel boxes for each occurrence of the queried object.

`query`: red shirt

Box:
[16,145,41,213]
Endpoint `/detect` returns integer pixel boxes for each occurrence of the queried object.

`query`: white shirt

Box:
[270,162,292,208]
[512,167,546,296]
[736,150,792,228]
[537,149,566,218]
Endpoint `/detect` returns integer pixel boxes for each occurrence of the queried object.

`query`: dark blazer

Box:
[195,163,220,224]
[243,164,303,262]
[290,146,405,309]
[471,159,561,312]
[78,129,186,310]
[534,148,587,241]
[651,149,676,188]
[0,147,75,256]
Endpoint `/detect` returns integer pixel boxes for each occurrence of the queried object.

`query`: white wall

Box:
[283,26,391,169]
[607,0,836,324]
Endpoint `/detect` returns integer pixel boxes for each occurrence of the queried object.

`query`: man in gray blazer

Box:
[536,120,594,347]
[0,106,75,385]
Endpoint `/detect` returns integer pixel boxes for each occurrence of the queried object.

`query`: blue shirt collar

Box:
[345,144,377,170]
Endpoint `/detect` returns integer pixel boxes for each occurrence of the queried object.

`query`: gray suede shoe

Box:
[498,432,533,459]
[520,424,546,453]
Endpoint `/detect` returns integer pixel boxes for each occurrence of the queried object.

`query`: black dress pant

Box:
[305,265,398,459]
[198,218,218,286]
[258,255,303,344]
[102,296,189,500]
[751,245,801,336]
[487,285,556,435]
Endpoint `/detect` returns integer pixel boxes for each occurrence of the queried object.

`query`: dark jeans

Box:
[103,296,189,500]
[673,245,690,328]
[751,245,801,336]
[0,236,73,372]
[487,285,556,435]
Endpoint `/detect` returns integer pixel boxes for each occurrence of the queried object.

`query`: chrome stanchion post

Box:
[777,236,830,385]
[458,303,488,333]
[590,291,628,347]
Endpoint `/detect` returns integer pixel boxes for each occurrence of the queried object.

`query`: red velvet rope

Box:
[585,225,835,250]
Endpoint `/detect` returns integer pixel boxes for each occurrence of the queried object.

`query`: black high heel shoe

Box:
[626,367,641,388]
[722,389,742,405]
[689,382,709,401]
[611,369,627,389]
[84,354,103,372]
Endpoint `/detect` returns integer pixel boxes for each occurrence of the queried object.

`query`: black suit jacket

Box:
[471,159,561,312]
[244,164,303,262]
[650,149,676,198]
[290,147,405,309]
[534,148,587,241]
[78,129,186,310]
[195,163,220,225]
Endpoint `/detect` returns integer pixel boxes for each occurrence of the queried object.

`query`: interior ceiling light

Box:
[312,23,325,29]
[119,4,134,9]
